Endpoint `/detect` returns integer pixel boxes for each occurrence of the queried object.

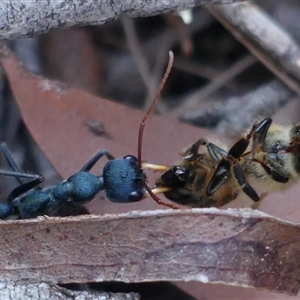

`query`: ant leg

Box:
[0,142,21,172]
[0,170,41,180]
[0,142,40,184]
[7,176,44,204]
[80,150,115,172]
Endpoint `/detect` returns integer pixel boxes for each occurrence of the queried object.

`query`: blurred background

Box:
[1,1,300,299]
[1,1,299,193]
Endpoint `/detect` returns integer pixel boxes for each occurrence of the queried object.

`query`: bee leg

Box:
[228,137,251,158]
[233,163,260,201]
[230,118,272,159]
[251,192,268,209]
[206,119,272,200]
[206,159,231,196]
[207,156,256,203]
[250,118,272,158]
[182,138,208,161]
[206,134,247,195]
[80,150,115,172]
[252,158,289,183]
[183,138,227,163]
[206,136,250,197]
[206,143,227,162]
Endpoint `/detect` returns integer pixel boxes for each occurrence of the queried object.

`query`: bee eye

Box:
[128,190,144,202]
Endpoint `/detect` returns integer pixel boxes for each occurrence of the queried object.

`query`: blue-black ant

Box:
[0,52,177,220]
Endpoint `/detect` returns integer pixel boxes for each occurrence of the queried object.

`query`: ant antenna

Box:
[137,51,174,169]
[137,51,178,210]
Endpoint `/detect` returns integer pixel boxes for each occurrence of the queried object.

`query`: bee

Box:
[145,137,237,208]
[143,118,290,208]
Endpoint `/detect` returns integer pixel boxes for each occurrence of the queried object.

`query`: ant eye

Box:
[123,155,138,163]
[128,190,144,202]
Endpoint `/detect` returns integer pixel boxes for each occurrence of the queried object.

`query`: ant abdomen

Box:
[0,203,13,219]
[15,190,58,219]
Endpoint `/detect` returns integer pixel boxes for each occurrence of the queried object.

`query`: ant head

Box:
[103,156,146,203]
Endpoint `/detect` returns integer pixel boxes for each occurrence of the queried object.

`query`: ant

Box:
[0,52,177,220]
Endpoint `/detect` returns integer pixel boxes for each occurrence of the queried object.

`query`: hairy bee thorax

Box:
[260,124,300,179]
[287,124,300,174]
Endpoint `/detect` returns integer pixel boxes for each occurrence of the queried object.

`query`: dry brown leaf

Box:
[40,28,104,95]
[0,209,300,296]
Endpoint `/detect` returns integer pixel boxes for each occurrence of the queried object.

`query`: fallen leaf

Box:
[0,209,300,296]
